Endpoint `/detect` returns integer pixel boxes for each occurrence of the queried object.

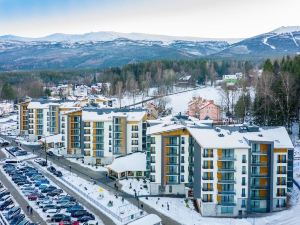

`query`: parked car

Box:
[47,166,56,173]
[47,151,54,157]
[54,170,63,177]
[51,214,70,222]
[28,194,38,201]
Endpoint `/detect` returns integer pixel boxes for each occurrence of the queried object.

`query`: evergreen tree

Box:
[1,83,16,100]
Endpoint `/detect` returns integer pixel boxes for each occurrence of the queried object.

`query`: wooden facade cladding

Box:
[274,148,287,153]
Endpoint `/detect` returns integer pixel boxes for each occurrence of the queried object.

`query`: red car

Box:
[28,194,38,201]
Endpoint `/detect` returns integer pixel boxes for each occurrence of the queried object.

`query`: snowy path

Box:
[263,35,276,49]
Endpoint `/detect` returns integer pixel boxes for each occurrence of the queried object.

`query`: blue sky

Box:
[0,0,299,38]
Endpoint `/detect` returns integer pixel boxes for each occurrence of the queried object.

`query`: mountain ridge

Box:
[0,26,300,71]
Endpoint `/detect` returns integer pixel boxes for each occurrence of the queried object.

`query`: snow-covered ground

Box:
[67,158,108,172]
[119,178,150,196]
[119,178,300,225]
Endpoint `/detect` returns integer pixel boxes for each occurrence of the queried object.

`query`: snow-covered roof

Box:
[188,126,293,149]
[27,101,49,109]
[82,110,146,122]
[147,114,209,135]
[188,127,250,149]
[127,214,161,225]
[106,152,147,173]
[242,127,294,149]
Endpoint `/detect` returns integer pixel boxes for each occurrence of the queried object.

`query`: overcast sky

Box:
[0,0,299,38]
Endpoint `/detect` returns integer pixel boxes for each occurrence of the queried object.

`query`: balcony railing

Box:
[277,160,287,163]
[218,190,236,195]
[250,196,267,200]
[218,167,236,172]
[202,188,214,192]
[202,166,214,169]
[218,179,236,184]
[202,177,214,181]
[277,170,287,175]
[218,156,236,161]
[276,193,286,197]
[251,173,268,177]
[203,154,214,158]
[251,184,268,189]
[218,202,236,206]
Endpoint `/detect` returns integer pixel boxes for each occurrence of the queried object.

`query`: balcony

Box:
[166,161,178,165]
[203,154,214,158]
[218,179,236,184]
[218,167,236,172]
[277,160,287,163]
[276,182,286,186]
[251,161,268,166]
[166,151,179,156]
[218,156,236,161]
[250,196,267,200]
[276,192,286,197]
[202,166,214,169]
[251,184,268,189]
[277,170,287,175]
[218,201,236,206]
[251,173,268,177]
[202,177,214,181]
[218,190,236,195]
[202,188,214,192]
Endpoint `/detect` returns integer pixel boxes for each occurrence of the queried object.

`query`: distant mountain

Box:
[0,27,300,71]
[216,26,300,58]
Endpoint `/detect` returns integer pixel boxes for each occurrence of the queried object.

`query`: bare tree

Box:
[116,81,124,108]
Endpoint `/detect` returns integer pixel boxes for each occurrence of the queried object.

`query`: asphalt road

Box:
[0,150,46,225]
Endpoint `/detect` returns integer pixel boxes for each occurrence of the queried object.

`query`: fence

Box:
[61,177,145,224]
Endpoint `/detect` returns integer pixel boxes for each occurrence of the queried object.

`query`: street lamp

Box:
[43,135,48,166]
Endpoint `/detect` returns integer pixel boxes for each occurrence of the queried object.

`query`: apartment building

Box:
[18,100,80,140]
[147,115,293,217]
[60,108,147,165]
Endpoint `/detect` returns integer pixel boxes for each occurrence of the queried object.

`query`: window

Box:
[151,137,155,144]
[242,177,246,186]
[130,132,138,139]
[242,155,247,163]
[181,137,185,144]
[131,125,139,131]
[131,140,139,145]
[242,188,246,197]
[136,171,143,177]
[242,166,246,174]
[109,125,112,131]
[169,185,172,193]
[181,156,185,163]
[203,194,213,202]
[241,200,246,208]
[150,147,155,154]
[181,147,185,154]
[180,175,185,182]
[181,166,185,173]
[221,207,233,214]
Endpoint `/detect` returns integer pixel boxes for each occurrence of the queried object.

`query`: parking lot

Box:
[1,161,100,225]
[0,174,41,225]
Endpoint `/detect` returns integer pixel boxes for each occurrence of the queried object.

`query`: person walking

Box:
[29,207,33,215]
